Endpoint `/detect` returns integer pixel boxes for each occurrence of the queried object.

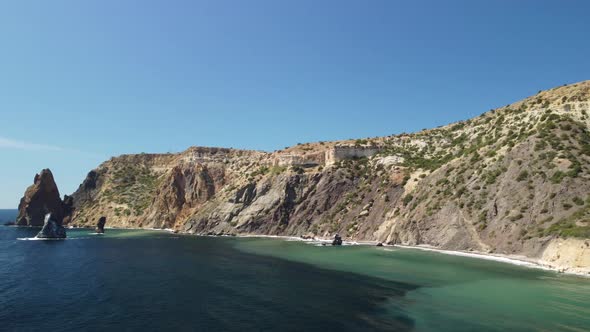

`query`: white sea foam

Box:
[17,237,66,241]
[395,245,555,271]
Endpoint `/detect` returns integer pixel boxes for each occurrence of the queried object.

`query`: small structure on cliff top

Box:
[273,145,382,168]
[36,213,66,239]
[325,145,381,166]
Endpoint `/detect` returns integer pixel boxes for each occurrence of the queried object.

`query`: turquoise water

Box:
[235,238,590,331]
[1,227,589,331]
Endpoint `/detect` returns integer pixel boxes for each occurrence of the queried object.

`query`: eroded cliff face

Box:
[66,146,404,238]
[16,169,70,226]
[22,81,590,273]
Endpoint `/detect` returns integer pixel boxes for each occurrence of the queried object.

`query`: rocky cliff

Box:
[16,169,71,226]
[18,81,590,273]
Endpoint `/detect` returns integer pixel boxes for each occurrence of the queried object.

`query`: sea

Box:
[1,223,589,331]
[0,209,17,224]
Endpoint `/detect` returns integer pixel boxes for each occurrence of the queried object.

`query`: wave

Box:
[17,237,66,241]
[395,245,556,272]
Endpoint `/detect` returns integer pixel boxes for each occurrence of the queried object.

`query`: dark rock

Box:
[16,169,66,226]
[376,242,384,247]
[62,195,74,224]
[332,233,343,246]
[3,221,15,226]
[234,183,257,204]
[95,216,106,233]
[36,213,66,239]
[70,170,104,213]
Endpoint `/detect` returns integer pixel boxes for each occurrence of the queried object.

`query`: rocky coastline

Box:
[12,81,590,276]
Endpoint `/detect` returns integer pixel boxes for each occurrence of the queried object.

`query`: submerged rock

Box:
[332,234,343,246]
[95,216,106,233]
[36,213,66,239]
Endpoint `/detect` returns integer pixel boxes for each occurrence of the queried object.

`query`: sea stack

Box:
[96,216,106,233]
[332,234,343,246]
[16,169,66,226]
[36,213,66,239]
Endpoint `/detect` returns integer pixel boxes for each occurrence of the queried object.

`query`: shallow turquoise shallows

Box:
[1,226,589,331]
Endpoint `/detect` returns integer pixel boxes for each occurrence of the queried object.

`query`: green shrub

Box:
[550,171,566,184]
[291,166,305,175]
[402,194,414,205]
[516,170,529,182]
[401,175,411,185]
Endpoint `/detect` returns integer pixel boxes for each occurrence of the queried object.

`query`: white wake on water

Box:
[17,237,66,241]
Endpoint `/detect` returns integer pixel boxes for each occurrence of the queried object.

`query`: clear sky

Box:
[1,0,589,208]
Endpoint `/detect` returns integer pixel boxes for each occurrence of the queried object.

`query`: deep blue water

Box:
[0,227,417,331]
[1,226,589,331]
[0,209,17,223]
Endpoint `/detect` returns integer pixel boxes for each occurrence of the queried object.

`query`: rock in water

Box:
[95,216,106,233]
[36,213,66,239]
[332,234,343,246]
[16,169,65,226]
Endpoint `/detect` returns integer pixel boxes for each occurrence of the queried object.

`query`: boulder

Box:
[36,213,66,239]
[332,233,343,246]
[376,242,384,247]
[16,169,66,226]
[95,216,107,233]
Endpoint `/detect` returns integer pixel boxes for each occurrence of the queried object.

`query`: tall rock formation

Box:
[95,216,106,233]
[16,169,66,226]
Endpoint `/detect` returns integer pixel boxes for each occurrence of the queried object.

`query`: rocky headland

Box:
[15,81,590,274]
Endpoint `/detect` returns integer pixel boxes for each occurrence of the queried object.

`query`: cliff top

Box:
[104,80,590,161]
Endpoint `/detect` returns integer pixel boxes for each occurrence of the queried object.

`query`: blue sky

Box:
[1,0,589,208]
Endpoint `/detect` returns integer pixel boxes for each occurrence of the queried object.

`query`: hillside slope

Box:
[21,81,590,273]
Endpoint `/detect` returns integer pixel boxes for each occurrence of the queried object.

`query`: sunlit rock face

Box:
[16,169,66,226]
